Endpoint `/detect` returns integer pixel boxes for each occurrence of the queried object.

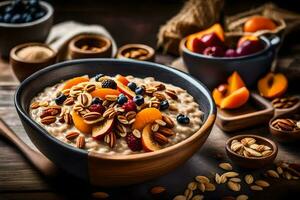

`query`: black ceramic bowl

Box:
[0,1,53,57]
[14,59,216,186]
[180,36,280,90]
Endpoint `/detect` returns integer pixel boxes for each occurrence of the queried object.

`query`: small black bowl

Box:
[0,1,53,57]
[14,58,216,186]
[180,35,280,90]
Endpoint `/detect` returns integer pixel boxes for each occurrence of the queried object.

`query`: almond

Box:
[153,132,169,145]
[250,185,263,191]
[184,189,193,200]
[204,182,215,191]
[162,115,175,128]
[65,132,79,140]
[255,180,270,187]
[41,116,56,125]
[198,183,205,192]
[227,181,240,192]
[236,194,248,200]
[76,136,85,149]
[244,174,254,184]
[219,162,232,171]
[195,176,210,183]
[187,182,197,191]
[223,172,239,178]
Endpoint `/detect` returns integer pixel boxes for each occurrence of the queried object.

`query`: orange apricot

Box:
[258,72,288,99]
[244,16,277,33]
[220,87,250,109]
[91,88,121,99]
[133,108,162,131]
[115,74,129,86]
[227,71,246,93]
[62,76,89,90]
[71,111,92,134]
[186,23,224,51]
[212,84,228,106]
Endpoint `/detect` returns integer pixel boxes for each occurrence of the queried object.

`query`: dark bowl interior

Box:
[14,58,215,180]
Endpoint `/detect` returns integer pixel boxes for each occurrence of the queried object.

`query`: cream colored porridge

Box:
[29,74,204,155]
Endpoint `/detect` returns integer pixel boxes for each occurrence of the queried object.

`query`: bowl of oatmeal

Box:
[15,59,216,186]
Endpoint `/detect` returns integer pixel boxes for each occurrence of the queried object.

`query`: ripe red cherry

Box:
[236,39,264,56]
[203,46,225,57]
[201,32,224,48]
[192,37,206,54]
[225,49,237,57]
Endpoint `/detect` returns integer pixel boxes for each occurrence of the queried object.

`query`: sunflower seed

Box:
[223,172,239,178]
[227,181,240,192]
[198,183,205,192]
[229,178,241,183]
[267,170,279,178]
[244,174,254,184]
[236,194,248,200]
[219,163,233,171]
[255,180,270,187]
[192,195,204,200]
[250,185,263,191]
[195,176,210,183]
[204,182,215,191]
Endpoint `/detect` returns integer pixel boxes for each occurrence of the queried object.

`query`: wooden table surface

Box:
[1,1,300,199]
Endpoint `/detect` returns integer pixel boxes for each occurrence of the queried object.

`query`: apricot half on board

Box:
[258,72,288,99]
[186,23,224,52]
[212,71,250,109]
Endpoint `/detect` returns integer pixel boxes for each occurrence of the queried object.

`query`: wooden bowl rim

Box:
[0,1,53,27]
[117,43,155,61]
[15,58,216,161]
[226,134,278,160]
[10,42,57,64]
[273,96,300,112]
[69,34,112,55]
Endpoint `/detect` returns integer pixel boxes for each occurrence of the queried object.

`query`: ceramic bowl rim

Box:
[0,1,53,27]
[226,134,278,160]
[15,58,216,161]
[180,36,271,61]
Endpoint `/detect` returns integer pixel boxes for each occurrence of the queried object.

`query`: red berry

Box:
[122,99,136,112]
[203,46,225,57]
[89,104,105,113]
[126,133,142,151]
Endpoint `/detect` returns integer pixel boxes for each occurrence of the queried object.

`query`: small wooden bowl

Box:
[269,113,300,143]
[117,44,155,62]
[273,96,300,117]
[10,43,57,81]
[68,34,112,59]
[226,135,278,169]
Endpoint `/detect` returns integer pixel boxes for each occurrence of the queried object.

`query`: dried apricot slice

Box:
[71,111,92,134]
[227,71,245,93]
[220,87,250,109]
[62,76,89,90]
[133,108,162,130]
[258,72,287,99]
[91,88,121,99]
[115,75,129,86]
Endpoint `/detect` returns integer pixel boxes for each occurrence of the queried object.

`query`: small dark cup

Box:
[68,34,112,59]
[180,35,280,90]
[0,1,53,58]
[226,135,278,169]
[10,43,57,81]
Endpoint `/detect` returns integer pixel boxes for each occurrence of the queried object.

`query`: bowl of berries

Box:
[0,0,53,57]
[180,24,280,89]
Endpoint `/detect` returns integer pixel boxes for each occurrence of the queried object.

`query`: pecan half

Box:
[41,116,56,125]
[153,132,169,145]
[158,127,175,137]
[162,115,175,128]
[165,89,178,100]
[76,136,85,149]
[65,132,79,140]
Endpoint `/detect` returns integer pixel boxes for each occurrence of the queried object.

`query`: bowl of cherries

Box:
[180,24,280,90]
[0,0,53,57]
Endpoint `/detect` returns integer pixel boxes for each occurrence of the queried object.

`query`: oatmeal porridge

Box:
[29,74,204,155]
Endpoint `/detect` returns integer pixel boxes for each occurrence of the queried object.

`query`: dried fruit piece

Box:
[258,73,288,99]
[63,76,89,90]
[142,124,161,152]
[71,111,92,134]
[126,133,142,151]
[133,108,162,130]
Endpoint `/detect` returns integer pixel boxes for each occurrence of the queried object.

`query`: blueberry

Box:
[133,95,144,106]
[160,100,169,110]
[117,94,128,105]
[176,114,190,124]
[127,82,137,91]
[55,94,67,105]
[92,97,103,105]
[10,14,21,23]
[3,13,11,23]
[28,0,39,7]
[34,11,44,20]
[94,74,104,82]
[135,87,144,95]
[24,14,33,22]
